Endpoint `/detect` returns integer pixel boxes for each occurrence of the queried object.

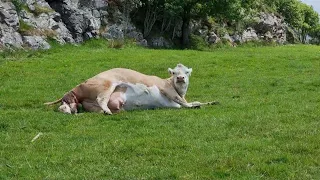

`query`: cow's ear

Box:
[188,68,192,76]
[168,68,173,75]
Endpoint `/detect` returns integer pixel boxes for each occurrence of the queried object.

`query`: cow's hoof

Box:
[103,110,113,115]
[210,101,220,105]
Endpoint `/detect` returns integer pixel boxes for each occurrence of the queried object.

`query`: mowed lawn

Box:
[1,43,320,179]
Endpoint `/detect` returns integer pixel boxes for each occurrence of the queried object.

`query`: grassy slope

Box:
[1,43,320,179]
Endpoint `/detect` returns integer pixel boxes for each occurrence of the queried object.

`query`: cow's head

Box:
[58,101,78,114]
[59,91,78,114]
[58,102,72,114]
[168,63,192,87]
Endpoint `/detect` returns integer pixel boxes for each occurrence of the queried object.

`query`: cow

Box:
[45,64,217,114]
[78,82,216,114]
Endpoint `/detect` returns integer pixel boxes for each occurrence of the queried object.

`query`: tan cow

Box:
[45,64,216,114]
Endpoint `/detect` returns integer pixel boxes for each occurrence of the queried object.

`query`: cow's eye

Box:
[172,72,175,75]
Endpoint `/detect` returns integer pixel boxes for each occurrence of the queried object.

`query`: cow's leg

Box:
[189,101,220,108]
[160,88,193,108]
[160,88,216,108]
[96,82,117,115]
[108,91,125,114]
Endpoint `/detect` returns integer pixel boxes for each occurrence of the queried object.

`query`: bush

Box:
[238,40,278,48]
[209,40,233,49]
[33,5,54,16]
[189,35,208,50]
[11,0,23,13]
[108,39,125,49]
[18,19,34,35]
[82,38,108,48]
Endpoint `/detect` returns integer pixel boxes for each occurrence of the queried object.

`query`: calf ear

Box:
[168,68,173,75]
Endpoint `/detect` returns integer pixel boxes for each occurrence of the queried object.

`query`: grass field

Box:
[1,42,320,179]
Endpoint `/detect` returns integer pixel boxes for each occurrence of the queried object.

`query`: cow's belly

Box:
[82,92,125,113]
[122,84,180,110]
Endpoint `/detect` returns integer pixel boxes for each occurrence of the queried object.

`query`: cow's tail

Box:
[44,98,62,105]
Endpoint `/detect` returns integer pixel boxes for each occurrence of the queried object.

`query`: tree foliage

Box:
[132,0,320,46]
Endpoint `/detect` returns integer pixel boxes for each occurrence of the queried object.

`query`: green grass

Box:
[1,42,320,179]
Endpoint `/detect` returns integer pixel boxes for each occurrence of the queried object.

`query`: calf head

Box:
[59,91,79,114]
[168,63,192,95]
[58,102,72,114]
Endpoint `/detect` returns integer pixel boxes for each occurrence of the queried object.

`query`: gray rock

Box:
[206,31,220,44]
[48,0,101,43]
[101,20,144,42]
[22,0,52,11]
[254,12,286,44]
[19,7,75,44]
[0,2,23,48]
[150,36,172,48]
[92,9,101,18]
[264,31,273,41]
[231,34,242,44]
[255,13,279,33]
[94,0,108,10]
[138,39,148,47]
[0,24,23,48]
[23,36,50,49]
[126,31,143,41]
[0,2,19,30]
[222,33,233,43]
[102,24,124,40]
[286,25,300,44]
[242,27,259,42]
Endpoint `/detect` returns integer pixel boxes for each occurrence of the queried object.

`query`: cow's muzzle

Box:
[176,76,185,83]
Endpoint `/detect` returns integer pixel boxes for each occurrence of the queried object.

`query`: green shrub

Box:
[189,35,208,50]
[209,40,233,49]
[12,0,30,13]
[18,19,34,35]
[82,38,108,49]
[238,40,278,48]
[108,39,125,49]
[11,0,23,13]
[33,5,54,16]
[18,19,57,39]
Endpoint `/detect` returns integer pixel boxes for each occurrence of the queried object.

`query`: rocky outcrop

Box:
[0,0,73,49]
[19,0,74,44]
[206,32,220,44]
[23,35,51,49]
[254,12,286,43]
[0,2,23,48]
[192,12,287,46]
[0,0,145,50]
[48,0,103,43]
[241,27,259,42]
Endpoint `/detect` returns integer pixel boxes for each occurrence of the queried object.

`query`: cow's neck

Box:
[71,87,83,102]
[168,77,188,97]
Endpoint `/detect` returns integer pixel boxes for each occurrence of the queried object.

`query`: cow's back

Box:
[93,68,165,87]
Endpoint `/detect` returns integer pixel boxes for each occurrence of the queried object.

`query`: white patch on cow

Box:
[119,83,180,110]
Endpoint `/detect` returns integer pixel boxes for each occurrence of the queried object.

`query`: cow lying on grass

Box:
[45,64,217,114]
